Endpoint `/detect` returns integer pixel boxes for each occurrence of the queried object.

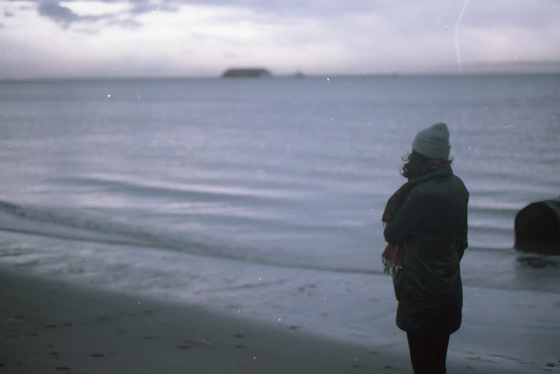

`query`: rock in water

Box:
[515,198,560,254]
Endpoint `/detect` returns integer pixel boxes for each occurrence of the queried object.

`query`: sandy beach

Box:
[2,268,549,374]
[0,268,400,374]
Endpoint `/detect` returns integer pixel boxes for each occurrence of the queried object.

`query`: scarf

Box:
[382,159,449,278]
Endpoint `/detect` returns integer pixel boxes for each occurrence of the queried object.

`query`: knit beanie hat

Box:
[412,122,451,160]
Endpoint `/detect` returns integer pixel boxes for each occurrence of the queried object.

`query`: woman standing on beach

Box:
[382,123,469,374]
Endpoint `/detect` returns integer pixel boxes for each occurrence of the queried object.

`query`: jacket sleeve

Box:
[457,193,469,260]
[383,187,427,245]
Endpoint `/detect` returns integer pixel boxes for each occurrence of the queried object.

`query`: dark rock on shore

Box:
[515,198,560,254]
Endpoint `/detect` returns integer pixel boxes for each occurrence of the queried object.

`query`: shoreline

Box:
[0,269,406,374]
[0,268,545,374]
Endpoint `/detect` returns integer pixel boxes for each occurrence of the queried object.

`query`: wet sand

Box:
[0,269,535,374]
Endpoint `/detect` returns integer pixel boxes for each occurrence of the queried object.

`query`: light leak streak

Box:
[454,0,469,75]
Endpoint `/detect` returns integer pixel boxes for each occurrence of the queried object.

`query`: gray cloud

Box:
[461,1,560,30]
[32,0,180,28]
[27,0,560,36]
[37,1,103,26]
[26,0,392,28]
[128,1,179,15]
[1,0,558,79]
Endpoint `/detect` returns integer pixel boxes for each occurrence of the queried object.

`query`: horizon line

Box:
[2,70,560,83]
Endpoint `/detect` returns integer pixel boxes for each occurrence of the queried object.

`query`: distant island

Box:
[222,68,272,78]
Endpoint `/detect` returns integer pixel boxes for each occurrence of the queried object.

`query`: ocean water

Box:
[1,75,560,368]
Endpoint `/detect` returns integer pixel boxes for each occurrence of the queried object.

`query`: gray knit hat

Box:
[412,122,451,160]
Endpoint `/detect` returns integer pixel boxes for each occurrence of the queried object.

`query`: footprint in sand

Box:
[56,367,70,371]
[90,353,105,358]
[186,339,209,347]
[49,352,60,359]
[176,339,212,349]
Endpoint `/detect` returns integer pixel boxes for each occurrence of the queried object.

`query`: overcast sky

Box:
[1,0,560,79]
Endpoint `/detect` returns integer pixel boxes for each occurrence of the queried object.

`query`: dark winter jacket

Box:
[383,164,469,335]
